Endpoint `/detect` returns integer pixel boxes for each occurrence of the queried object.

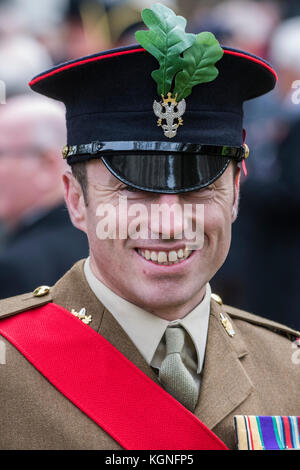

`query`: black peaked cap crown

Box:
[29,43,277,192]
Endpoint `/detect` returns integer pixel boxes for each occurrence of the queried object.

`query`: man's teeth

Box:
[137,248,192,265]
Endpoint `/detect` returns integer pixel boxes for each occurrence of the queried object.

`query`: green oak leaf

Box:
[135,3,196,96]
[174,32,224,102]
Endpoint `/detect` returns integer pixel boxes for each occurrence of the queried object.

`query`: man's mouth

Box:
[136,247,193,266]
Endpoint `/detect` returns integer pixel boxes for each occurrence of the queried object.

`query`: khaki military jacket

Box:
[0,260,299,450]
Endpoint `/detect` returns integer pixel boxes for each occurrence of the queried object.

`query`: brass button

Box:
[211,293,223,305]
[33,286,50,297]
[62,144,69,159]
[243,143,250,159]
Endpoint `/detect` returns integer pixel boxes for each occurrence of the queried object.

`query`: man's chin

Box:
[131,286,204,316]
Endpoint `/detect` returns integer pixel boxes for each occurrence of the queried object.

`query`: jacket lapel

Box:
[52,259,159,384]
[98,306,160,383]
[195,299,254,430]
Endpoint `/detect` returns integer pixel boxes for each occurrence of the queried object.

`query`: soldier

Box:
[0,4,299,450]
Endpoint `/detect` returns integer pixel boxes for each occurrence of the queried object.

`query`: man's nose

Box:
[150,193,186,240]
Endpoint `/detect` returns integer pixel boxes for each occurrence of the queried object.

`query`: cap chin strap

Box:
[61,140,247,164]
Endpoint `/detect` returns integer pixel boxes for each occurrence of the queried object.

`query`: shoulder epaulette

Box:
[0,286,53,321]
[224,304,300,342]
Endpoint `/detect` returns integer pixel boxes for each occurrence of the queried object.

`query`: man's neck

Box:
[140,287,207,321]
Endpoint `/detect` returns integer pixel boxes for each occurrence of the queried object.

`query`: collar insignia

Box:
[219,312,236,337]
[71,308,92,325]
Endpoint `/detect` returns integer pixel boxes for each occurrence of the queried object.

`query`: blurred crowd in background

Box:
[0,0,300,329]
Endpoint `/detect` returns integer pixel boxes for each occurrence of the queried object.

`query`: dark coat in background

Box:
[212,99,300,331]
[0,204,89,299]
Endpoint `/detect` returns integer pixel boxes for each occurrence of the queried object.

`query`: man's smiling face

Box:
[64,159,240,320]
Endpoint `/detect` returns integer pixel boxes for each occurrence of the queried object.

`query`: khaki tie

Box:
[159,326,198,412]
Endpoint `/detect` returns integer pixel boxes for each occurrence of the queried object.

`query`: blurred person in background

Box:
[0,95,88,299]
[0,0,54,96]
[269,16,300,110]
[61,0,176,54]
[187,0,280,57]
[0,0,176,66]
[0,36,53,97]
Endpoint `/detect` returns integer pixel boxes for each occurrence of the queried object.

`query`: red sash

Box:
[0,303,228,450]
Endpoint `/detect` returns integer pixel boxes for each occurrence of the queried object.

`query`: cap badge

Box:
[135,3,224,138]
[153,93,185,138]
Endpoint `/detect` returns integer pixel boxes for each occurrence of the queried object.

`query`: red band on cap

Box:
[29,47,278,87]
[224,49,278,81]
[242,129,246,144]
[29,48,145,87]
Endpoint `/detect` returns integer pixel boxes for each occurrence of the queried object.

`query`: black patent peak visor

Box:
[65,141,245,193]
[101,153,231,193]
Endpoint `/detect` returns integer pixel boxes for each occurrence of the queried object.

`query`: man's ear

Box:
[63,171,87,233]
[232,165,241,222]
